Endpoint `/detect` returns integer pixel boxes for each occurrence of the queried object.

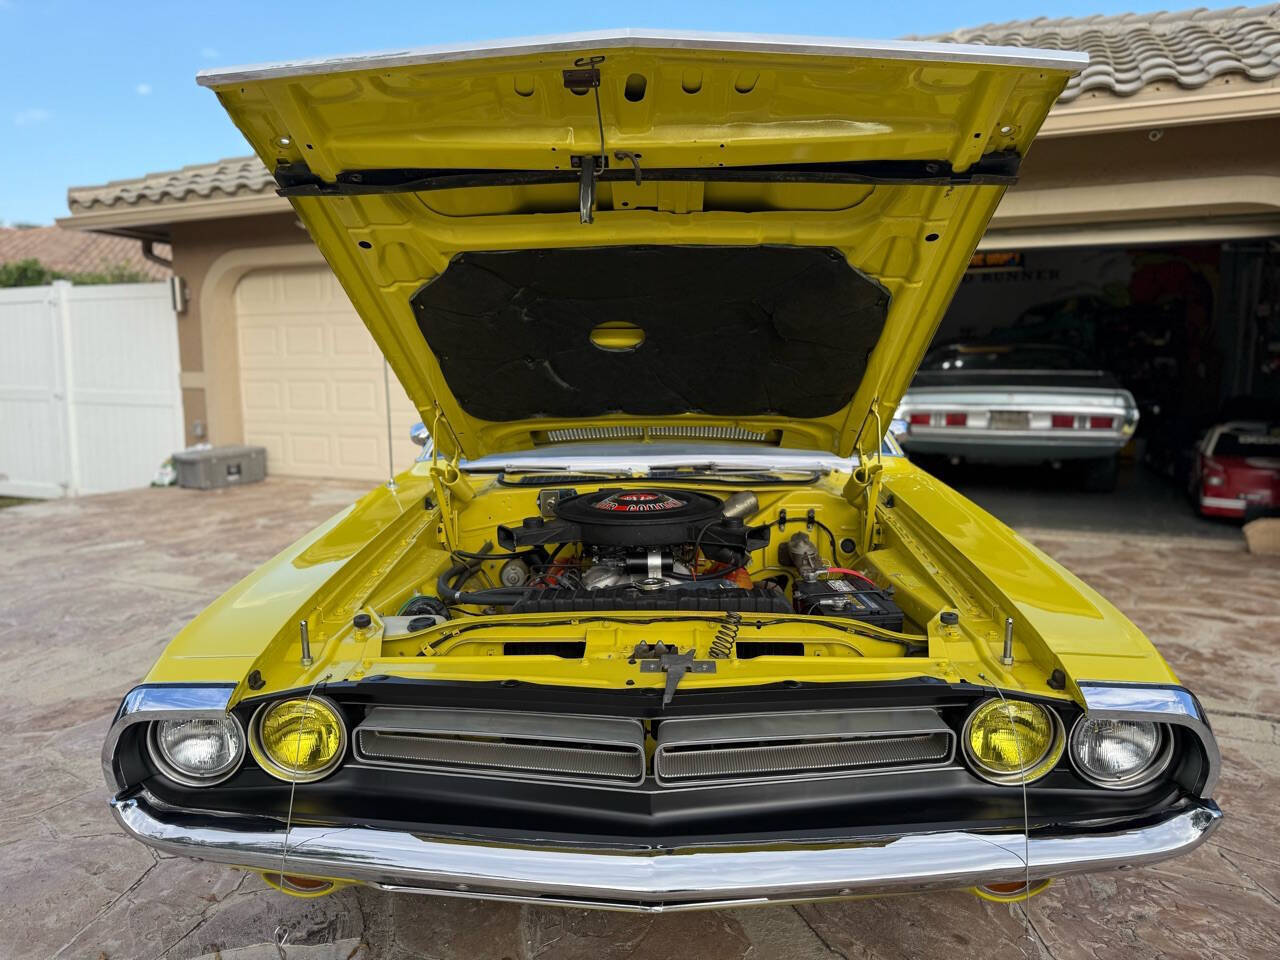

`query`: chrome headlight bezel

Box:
[1068,716,1174,790]
[961,698,1066,786]
[248,696,348,784]
[146,714,246,787]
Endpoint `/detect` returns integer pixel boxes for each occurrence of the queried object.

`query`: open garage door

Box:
[234,266,419,481]
[931,240,1280,480]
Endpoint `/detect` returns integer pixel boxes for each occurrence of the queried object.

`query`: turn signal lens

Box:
[252,697,346,782]
[1070,718,1167,789]
[149,716,244,786]
[963,699,1063,785]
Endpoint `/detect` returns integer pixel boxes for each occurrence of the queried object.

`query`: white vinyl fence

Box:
[0,280,183,498]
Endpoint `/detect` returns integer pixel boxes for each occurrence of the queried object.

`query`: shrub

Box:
[0,257,153,287]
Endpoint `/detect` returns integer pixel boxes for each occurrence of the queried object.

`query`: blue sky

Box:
[2,0,1171,225]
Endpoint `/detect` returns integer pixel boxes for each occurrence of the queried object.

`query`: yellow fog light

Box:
[962,698,1064,785]
[250,696,347,782]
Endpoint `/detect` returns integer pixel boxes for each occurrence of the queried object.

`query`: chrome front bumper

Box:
[112,794,1221,912]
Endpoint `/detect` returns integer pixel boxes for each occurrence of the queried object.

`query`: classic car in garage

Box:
[895,342,1139,491]
[102,32,1221,911]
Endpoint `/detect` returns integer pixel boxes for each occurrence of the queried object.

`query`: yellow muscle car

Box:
[103,31,1221,910]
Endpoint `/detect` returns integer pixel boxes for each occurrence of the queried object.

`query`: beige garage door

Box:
[234,266,420,480]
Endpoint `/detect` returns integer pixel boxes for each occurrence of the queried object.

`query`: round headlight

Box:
[149,716,245,786]
[250,697,347,782]
[1070,718,1170,789]
[963,698,1064,785]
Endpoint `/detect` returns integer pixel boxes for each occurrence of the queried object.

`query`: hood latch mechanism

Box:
[632,642,717,707]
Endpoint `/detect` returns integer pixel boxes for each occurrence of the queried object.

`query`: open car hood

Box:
[199,30,1082,459]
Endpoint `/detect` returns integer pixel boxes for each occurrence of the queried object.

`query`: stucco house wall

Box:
[168,212,316,445]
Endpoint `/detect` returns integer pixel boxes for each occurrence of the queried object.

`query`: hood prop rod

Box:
[565,56,607,223]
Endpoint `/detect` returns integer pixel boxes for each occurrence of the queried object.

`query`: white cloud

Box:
[200,46,219,59]
[135,83,152,96]
[14,108,50,126]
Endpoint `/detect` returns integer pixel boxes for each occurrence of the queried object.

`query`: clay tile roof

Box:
[0,225,170,280]
[919,3,1280,102]
[65,156,275,214]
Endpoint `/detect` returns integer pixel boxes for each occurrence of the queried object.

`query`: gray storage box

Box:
[172,445,267,490]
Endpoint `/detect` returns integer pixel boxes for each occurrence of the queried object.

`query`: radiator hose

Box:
[437,542,529,606]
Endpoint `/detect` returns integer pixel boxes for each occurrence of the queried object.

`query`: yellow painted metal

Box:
[149,39,1181,727]
[203,44,1072,460]
[142,454,1182,719]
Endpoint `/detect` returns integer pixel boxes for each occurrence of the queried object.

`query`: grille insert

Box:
[657,733,951,783]
[654,709,955,786]
[352,707,645,786]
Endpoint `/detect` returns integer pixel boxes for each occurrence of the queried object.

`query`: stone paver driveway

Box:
[2,479,1277,959]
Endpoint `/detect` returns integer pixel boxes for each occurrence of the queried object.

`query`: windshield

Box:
[921,343,1094,371]
[1212,427,1280,458]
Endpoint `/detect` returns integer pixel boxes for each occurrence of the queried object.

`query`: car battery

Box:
[791,576,904,631]
[171,445,267,490]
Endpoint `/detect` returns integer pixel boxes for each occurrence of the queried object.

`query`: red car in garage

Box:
[1191,421,1280,519]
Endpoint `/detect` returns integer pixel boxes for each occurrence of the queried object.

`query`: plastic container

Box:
[171,445,267,490]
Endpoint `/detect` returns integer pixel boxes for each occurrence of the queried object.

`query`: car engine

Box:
[492,488,783,613]
[434,488,905,631]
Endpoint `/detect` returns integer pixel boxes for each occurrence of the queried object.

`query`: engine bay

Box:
[411,486,918,657]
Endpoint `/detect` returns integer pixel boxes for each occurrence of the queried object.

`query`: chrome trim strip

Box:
[112,794,1219,912]
[1076,682,1220,796]
[1199,496,1247,511]
[197,30,1088,87]
[102,684,238,793]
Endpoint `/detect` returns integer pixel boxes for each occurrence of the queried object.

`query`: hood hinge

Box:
[847,400,887,553]
[428,458,475,549]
